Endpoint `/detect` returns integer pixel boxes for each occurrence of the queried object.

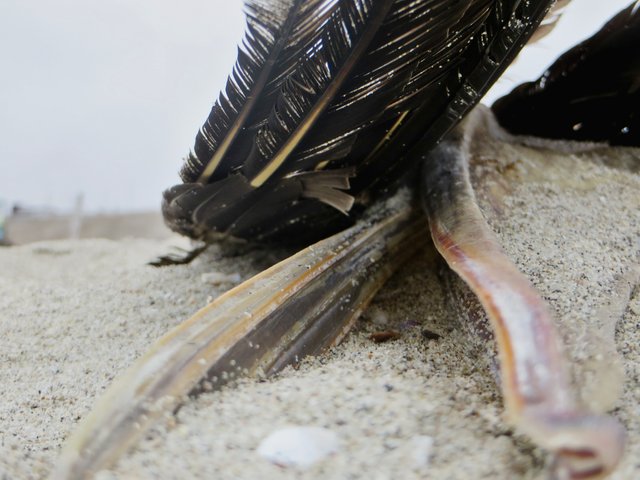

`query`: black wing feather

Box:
[493,1,640,146]
[183,0,334,183]
[164,0,554,246]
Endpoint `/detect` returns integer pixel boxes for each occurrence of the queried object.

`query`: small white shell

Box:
[257,426,341,469]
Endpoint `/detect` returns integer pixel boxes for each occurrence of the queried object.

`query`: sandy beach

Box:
[1,131,638,479]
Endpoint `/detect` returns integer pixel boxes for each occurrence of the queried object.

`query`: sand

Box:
[1,132,638,479]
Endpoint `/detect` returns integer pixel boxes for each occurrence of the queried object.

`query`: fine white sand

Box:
[1,133,638,479]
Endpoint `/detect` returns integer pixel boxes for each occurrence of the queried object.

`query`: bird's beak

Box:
[422,109,625,480]
[51,189,426,479]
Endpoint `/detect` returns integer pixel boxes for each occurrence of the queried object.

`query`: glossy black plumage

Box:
[493,1,640,146]
[162,0,554,245]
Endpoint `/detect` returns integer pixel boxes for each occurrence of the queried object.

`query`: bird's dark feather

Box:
[163,0,554,245]
[493,1,640,146]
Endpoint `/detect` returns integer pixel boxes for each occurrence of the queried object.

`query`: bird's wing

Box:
[163,0,554,245]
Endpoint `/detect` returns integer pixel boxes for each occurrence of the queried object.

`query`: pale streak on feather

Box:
[249,0,394,187]
[360,110,410,167]
[197,1,300,183]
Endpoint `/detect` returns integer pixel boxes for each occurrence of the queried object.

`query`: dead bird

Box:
[52,1,638,479]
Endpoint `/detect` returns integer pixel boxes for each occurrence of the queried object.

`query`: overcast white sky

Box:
[0,0,632,213]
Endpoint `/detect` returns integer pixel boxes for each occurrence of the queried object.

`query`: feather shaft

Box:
[249,0,394,187]
[198,1,304,183]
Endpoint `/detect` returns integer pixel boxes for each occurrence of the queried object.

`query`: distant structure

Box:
[0,200,7,245]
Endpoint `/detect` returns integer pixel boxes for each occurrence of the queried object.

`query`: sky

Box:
[0,0,633,213]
